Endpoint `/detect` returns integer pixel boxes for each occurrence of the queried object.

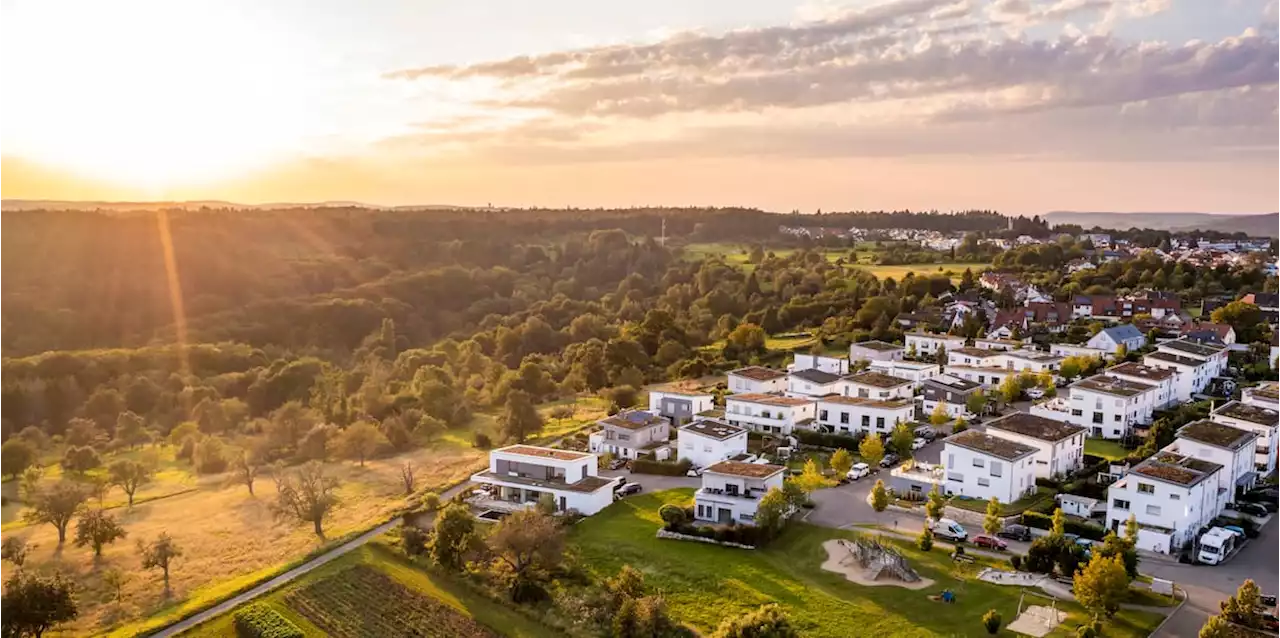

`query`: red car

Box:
[972,534,1008,551]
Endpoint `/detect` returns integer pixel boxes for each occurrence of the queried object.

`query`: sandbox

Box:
[820,539,935,589]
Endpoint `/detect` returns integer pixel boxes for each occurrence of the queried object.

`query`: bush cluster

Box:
[1020,512,1105,540]
[631,458,692,476]
[792,430,864,450]
[669,522,764,547]
[234,603,304,638]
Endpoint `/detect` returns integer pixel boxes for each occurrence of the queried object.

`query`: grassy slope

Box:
[1084,439,1131,461]
[679,243,992,282]
[571,489,1163,638]
[180,543,558,638]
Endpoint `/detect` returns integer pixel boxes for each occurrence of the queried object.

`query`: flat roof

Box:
[704,461,786,479]
[1004,350,1063,362]
[1072,375,1155,397]
[1107,362,1176,382]
[1214,400,1280,427]
[727,393,814,407]
[944,430,1037,462]
[728,366,788,381]
[1177,420,1257,451]
[986,412,1086,442]
[908,331,962,340]
[790,368,843,384]
[1251,382,1279,400]
[474,470,614,493]
[600,410,669,431]
[817,395,915,409]
[1130,452,1222,488]
[871,359,940,370]
[851,340,904,352]
[1144,351,1201,367]
[1160,338,1225,357]
[925,374,983,391]
[498,445,592,461]
[844,371,912,388]
[680,420,747,441]
[951,346,997,357]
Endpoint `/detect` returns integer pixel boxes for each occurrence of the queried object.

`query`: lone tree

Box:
[336,420,387,467]
[925,484,946,521]
[794,458,832,492]
[1219,579,1265,629]
[1074,554,1129,619]
[890,423,914,458]
[24,481,88,544]
[1050,508,1066,538]
[966,391,987,417]
[710,604,798,638]
[1,571,78,638]
[983,497,1003,535]
[2,537,30,567]
[501,390,544,443]
[982,609,1002,635]
[870,479,889,513]
[102,568,129,604]
[2,439,37,479]
[859,434,885,469]
[400,461,416,495]
[273,462,340,536]
[829,448,854,477]
[428,502,476,571]
[107,459,152,508]
[929,402,950,426]
[486,509,566,602]
[139,533,183,591]
[918,526,934,552]
[74,509,127,557]
[754,487,789,537]
[230,449,262,496]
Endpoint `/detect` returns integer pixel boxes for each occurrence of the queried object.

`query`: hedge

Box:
[669,522,766,547]
[793,429,864,450]
[234,603,304,638]
[632,458,692,476]
[1019,511,1106,541]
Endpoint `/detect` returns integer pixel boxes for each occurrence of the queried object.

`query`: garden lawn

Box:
[1085,438,1131,461]
[947,487,1056,516]
[571,489,1164,638]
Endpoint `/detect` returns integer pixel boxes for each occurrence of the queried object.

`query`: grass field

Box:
[571,489,1164,638]
[857,263,992,282]
[6,397,603,636]
[679,243,991,282]
[947,487,1056,516]
[181,544,557,638]
[1085,439,1132,461]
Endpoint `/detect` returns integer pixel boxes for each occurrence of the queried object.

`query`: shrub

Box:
[917,527,933,552]
[401,526,428,556]
[234,603,304,638]
[1021,511,1105,540]
[631,458,692,476]
[792,430,864,450]
[659,504,686,530]
[472,432,492,449]
[1009,554,1023,571]
[982,609,1002,635]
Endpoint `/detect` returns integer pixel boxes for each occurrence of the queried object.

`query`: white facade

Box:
[648,390,715,426]
[814,395,916,437]
[1164,420,1258,497]
[975,337,1025,351]
[849,340,905,362]
[724,394,817,435]
[984,413,1087,479]
[676,421,749,468]
[1087,326,1147,354]
[868,359,942,388]
[727,367,788,394]
[1001,350,1065,374]
[1243,382,1279,410]
[1211,400,1279,474]
[1142,338,1229,403]
[841,371,914,400]
[946,365,1014,389]
[791,353,849,375]
[948,347,1005,369]
[905,332,965,359]
[472,445,618,515]
[942,430,1038,502]
[785,369,845,398]
[1049,343,1112,361]
[1107,363,1178,410]
[1066,375,1159,440]
[694,462,787,525]
[588,410,671,460]
[1105,452,1224,554]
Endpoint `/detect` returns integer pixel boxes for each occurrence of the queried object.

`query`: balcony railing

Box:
[698,487,764,500]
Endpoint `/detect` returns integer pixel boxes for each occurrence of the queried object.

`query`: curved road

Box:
[149,480,472,637]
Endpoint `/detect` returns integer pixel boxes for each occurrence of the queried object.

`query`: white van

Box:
[931,518,968,542]
[1198,527,1237,565]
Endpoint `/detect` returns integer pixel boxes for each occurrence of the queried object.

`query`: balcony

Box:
[697,487,766,501]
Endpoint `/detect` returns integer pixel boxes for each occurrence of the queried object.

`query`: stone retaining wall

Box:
[655,529,755,550]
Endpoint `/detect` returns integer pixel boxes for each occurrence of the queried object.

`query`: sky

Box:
[1,0,1276,213]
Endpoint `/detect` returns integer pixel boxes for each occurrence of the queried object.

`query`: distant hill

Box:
[1171,213,1278,238]
[0,199,480,212]
[1043,211,1278,237]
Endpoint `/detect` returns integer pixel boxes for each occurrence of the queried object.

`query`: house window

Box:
[1092,413,1104,424]
[990,461,1003,477]
[1114,415,1122,422]
[862,415,871,427]
[1169,494,1180,501]
[684,442,693,450]
[978,477,990,487]
[819,410,829,421]
[1137,483,1155,494]
[972,458,985,468]
[1145,504,1161,516]
[1071,409,1083,417]
[840,412,850,424]
[876,417,885,429]
[978,376,986,384]
[947,472,964,482]
[703,445,712,453]
[948,453,955,469]
[618,433,630,441]
[1112,499,1130,510]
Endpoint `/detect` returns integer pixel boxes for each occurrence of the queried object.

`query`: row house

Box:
[1211,400,1279,474]
[984,413,1086,479]
[1049,343,1113,361]
[813,395,916,437]
[1020,301,1074,333]
[974,337,1027,351]
[473,446,618,515]
[1073,292,1182,321]
[1032,375,1158,440]
[724,393,816,436]
[1178,322,1236,346]
[1107,363,1178,410]
[868,359,942,388]
[1142,338,1229,402]
[1105,451,1224,554]
[727,366,788,394]
[905,331,966,359]
[848,340,905,362]
[921,374,984,418]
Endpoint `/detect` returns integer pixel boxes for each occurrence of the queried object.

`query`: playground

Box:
[819,538,935,589]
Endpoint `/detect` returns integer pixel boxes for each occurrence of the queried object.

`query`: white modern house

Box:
[1105,451,1224,554]
[1211,400,1279,474]
[588,410,672,460]
[921,375,984,418]
[724,393,817,435]
[1056,375,1159,440]
[693,461,787,525]
[947,347,1005,369]
[905,332,965,359]
[1086,324,1147,355]
[1165,420,1259,497]
[791,353,849,375]
[868,359,942,388]
[676,420,749,468]
[786,368,845,398]
[472,445,618,515]
[974,337,1027,351]
[984,413,1087,479]
[841,370,914,400]
[1049,343,1112,361]
[1142,338,1229,402]
[1107,363,1178,410]
[1243,381,1279,410]
[813,395,916,437]
[727,366,788,395]
[849,340,905,362]
[1057,494,1104,519]
[942,430,1038,503]
[648,389,715,426]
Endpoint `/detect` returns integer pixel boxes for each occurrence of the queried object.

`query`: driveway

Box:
[601,470,699,493]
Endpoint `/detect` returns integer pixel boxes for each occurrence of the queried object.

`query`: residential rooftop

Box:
[844,371,912,388]
[1073,375,1155,397]
[680,420,746,441]
[925,374,983,392]
[1107,362,1176,382]
[704,461,787,479]
[1160,338,1226,358]
[790,368,843,385]
[650,387,714,398]
[986,412,1086,442]
[1143,351,1201,367]
[951,346,997,357]
[817,395,914,409]
[1214,400,1280,427]
[727,393,815,407]
[871,359,940,370]
[1248,382,1279,401]
[908,331,961,340]
[728,365,788,381]
[1176,420,1257,451]
[474,470,614,493]
[600,410,669,431]
[1004,350,1063,363]
[1129,451,1222,487]
[945,430,1037,461]
[499,445,592,461]
[851,340,904,352]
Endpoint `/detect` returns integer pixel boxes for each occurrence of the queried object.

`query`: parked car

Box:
[1074,538,1095,557]
[972,534,1008,551]
[913,425,937,441]
[911,437,928,451]
[879,453,900,468]
[615,482,642,498]
[997,524,1033,542]
[608,458,627,470]
[1025,387,1045,399]
[1259,594,1278,608]
[847,463,871,481]
[1233,502,1269,517]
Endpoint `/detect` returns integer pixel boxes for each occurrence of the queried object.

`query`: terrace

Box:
[1176,420,1255,450]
